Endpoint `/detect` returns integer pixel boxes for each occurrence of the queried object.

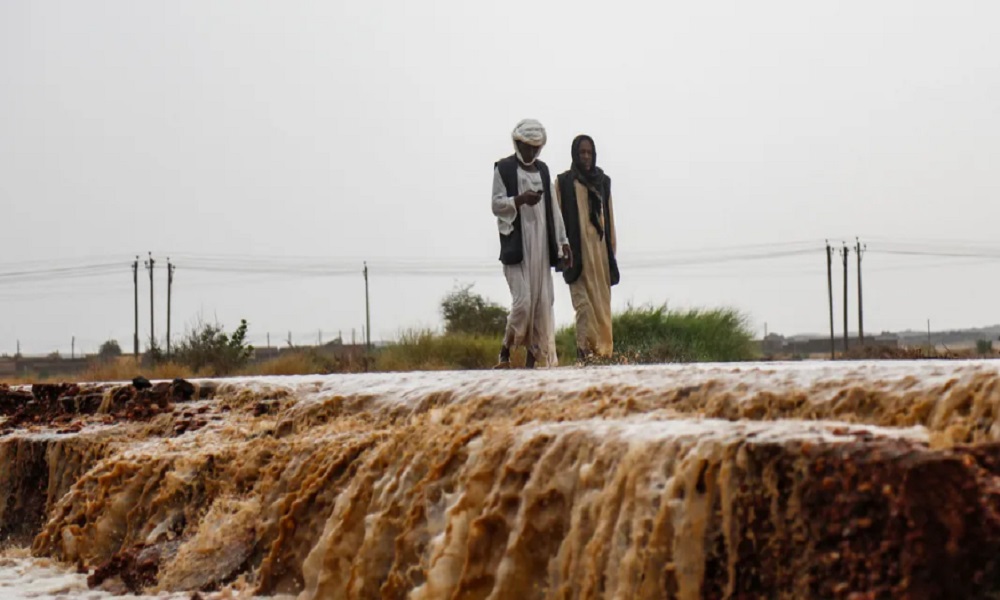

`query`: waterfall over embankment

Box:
[3,362,1000,598]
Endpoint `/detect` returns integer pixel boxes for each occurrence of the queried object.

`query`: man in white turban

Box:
[491,119,571,368]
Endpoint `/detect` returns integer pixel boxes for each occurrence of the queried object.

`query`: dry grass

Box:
[375,330,508,372]
[240,349,368,376]
[0,374,41,386]
[78,357,200,383]
[0,357,201,385]
[241,352,330,377]
[842,344,996,361]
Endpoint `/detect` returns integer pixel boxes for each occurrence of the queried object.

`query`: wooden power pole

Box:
[364,262,371,351]
[167,259,175,357]
[826,242,835,360]
[841,244,849,353]
[132,256,139,358]
[144,253,155,350]
[855,238,865,346]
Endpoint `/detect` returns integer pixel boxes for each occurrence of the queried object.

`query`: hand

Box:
[560,244,573,269]
[515,190,542,207]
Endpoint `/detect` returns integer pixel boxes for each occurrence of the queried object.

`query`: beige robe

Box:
[557,180,616,357]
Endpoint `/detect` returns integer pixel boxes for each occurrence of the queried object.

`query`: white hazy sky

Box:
[2,0,999,355]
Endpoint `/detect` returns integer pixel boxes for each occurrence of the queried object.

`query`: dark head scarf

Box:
[570,135,606,240]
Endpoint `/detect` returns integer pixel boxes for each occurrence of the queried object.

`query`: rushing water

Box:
[4,361,1000,598]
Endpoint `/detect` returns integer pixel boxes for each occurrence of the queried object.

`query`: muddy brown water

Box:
[3,361,1000,598]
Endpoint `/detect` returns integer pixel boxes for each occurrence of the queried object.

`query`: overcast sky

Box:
[2,0,999,355]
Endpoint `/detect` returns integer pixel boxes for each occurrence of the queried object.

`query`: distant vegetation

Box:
[377,330,500,371]
[98,340,122,360]
[2,292,759,383]
[173,319,254,375]
[557,304,758,365]
[376,286,508,371]
[440,284,508,337]
[376,304,757,372]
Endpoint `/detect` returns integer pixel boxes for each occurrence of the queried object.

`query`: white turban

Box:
[512,118,546,164]
[512,118,547,146]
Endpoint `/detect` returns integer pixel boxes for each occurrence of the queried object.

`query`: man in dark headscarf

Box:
[555,135,619,360]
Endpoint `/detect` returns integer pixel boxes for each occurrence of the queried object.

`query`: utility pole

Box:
[826,241,835,360]
[266,333,271,349]
[364,262,371,351]
[855,238,865,346]
[841,244,849,353]
[71,336,75,360]
[167,259,175,357]
[144,253,155,350]
[132,257,139,358]
[287,331,292,347]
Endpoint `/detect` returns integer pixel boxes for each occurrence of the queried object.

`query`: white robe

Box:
[492,166,569,366]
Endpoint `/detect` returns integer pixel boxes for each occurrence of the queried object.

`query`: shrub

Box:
[174,319,255,376]
[441,284,508,337]
[98,340,123,360]
[557,304,757,363]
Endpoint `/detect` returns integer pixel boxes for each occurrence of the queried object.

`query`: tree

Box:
[98,339,123,360]
[175,319,255,375]
[440,284,508,337]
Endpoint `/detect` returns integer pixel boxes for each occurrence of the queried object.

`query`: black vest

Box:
[495,155,560,268]
[557,172,619,286]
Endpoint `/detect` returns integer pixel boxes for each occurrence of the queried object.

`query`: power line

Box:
[2,239,999,302]
[875,249,1000,259]
[0,254,136,271]
[7,239,1000,284]
[0,263,123,283]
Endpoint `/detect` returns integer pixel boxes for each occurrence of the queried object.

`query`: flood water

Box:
[3,361,1000,598]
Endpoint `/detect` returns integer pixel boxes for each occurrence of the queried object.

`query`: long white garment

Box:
[492,166,568,366]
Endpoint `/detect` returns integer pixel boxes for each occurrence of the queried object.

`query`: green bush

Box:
[98,340,123,360]
[175,319,255,375]
[976,339,993,355]
[557,304,757,364]
[441,284,508,337]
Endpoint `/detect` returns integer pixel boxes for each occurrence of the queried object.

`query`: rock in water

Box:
[132,376,152,390]
[170,378,196,401]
